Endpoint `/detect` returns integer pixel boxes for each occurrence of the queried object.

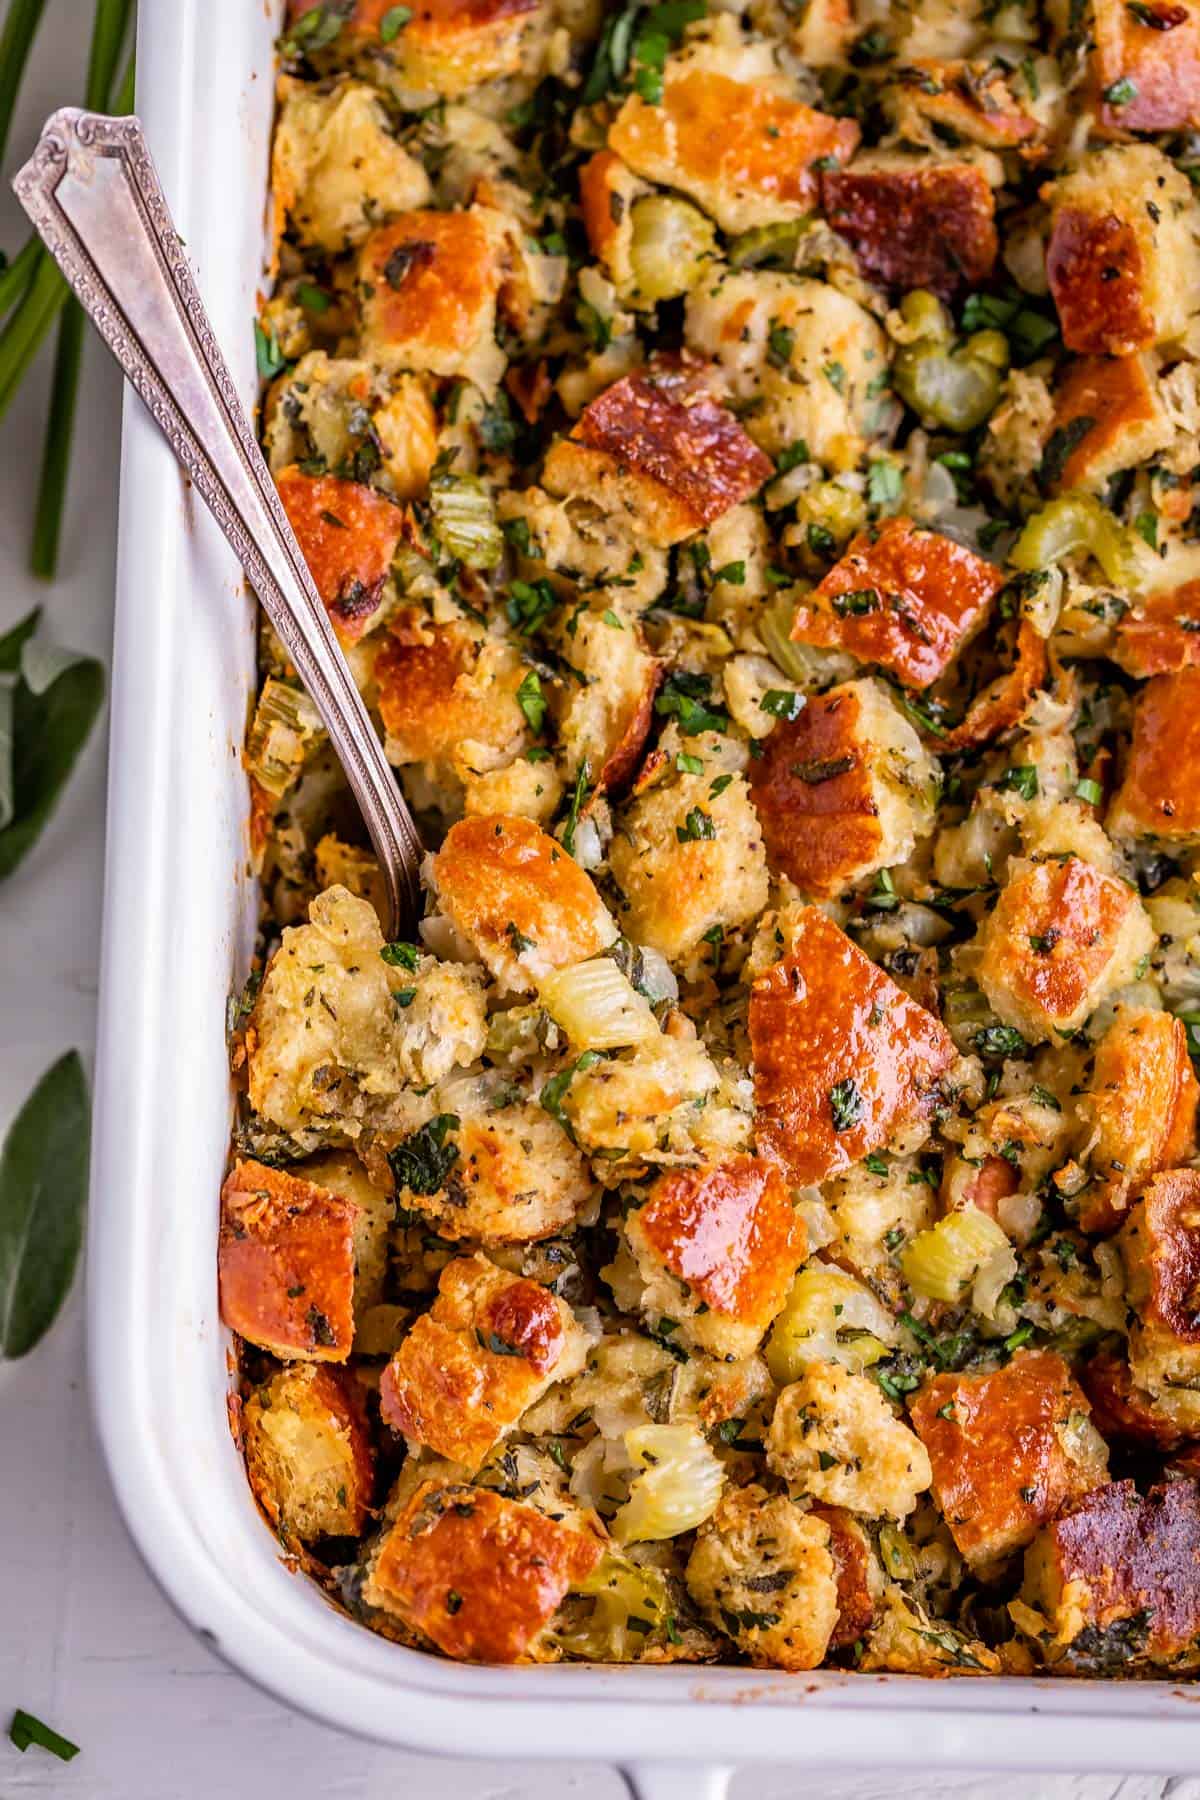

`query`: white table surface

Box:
[2,14,1199,1800]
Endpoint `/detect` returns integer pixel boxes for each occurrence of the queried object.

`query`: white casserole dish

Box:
[87,5,1200,1794]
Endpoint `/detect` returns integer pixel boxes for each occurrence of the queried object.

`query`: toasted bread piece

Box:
[1118,1168,1200,1405]
[686,1485,839,1671]
[1046,354,1172,493]
[219,1159,357,1361]
[1113,580,1200,677]
[363,1479,603,1662]
[375,618,528,782]
[379,1254,592,1466]
[768,1360,932,1520]
[1109,668,1200,846]
[243,1363,373,1538]
[431,814,617,993]
[750,908,957,1186]
[1090,0,1200,132]
[975,855,1154,1043]
[578,150,641,285]
[1043,146,1200,354]
[794,518,1003,690]
[286,0,544,99]
[357,208,506,392]
[815,1505,879,1648]
[748,678,938,898]
[1077,1008,1199,1231]
[609,61,858,234]
[1080,1347,1198,1451]
[942,620,1048,752]
[820,158,998,299]
[882,57,1038,148]
[542,364,772,548]
[621,1157,805,1359]
[275,466,403,644]
[551,603,661,792]
[271,77,431,254]
[909,1351,1108,1575]
[1022,1477,1200,1671]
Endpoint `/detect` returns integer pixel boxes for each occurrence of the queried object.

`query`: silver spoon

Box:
[13,107,424,938]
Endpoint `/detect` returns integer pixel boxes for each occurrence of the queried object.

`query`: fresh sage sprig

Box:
[0,605,105,881]
[0,1049,89,1359]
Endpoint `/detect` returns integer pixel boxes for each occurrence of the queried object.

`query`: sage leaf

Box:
[0,627,103,880]
[0,1050,89,1359]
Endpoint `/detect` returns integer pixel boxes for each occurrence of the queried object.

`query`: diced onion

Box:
[539,958,660,1050]
[612,1424,725,1544]
[244,677,325,797]
[902,1205,1012,1303]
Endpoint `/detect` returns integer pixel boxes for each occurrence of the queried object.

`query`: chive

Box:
[0,235,40,319]
[8,1709,81,1763]
[85,0,135,122]
[0,0,49,170]
[0,252,68,425]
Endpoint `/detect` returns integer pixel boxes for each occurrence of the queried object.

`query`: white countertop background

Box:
[2,12,1199,1800]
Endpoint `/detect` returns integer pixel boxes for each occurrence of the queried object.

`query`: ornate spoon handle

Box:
[13,107,423,937]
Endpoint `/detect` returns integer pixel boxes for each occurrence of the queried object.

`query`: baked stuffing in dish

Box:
[223,0,1200,1673]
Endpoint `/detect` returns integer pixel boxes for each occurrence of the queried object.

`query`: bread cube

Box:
[686,1485,839,1670]
[248,885,488,1137]
[823,1155,937,1308]
[1109,669,1200,847]
[363,1479,603,1662]
[1114,579,1200,677]
[1046,354,1173,494]
[820,157,998,300]
[974,855,1154,1043]
[275,466,403,645]
[1022,1477,1200,1672]
[608,54,858,234]
[578,150,642,288]
[559,1033,736,1174]
[302,1149,395,1323]
[551,602,661,792]
[1090,0,1200,132]
[943,619,1048,753]
[1080,1347,1198,1450]
[814,1505,880,1647]
[882,57,1038,149]
[685,269,888,471]
[768,1360,932,1520]
[271,78,431,254]
[747,678,938,899]
[542,364,772,549]
[620,1156,805,1359]
[379,1254,592,1466]
[285,0,544,99]
[431,814,617,993]
[749,907,957,1187]
[794,518,1004,690]
[1118,1169,1200,1403]
[357,208,506,393]
[219,1159,357,1361]
[607,747,769,966]
[243,1363,373,1539]
[908,1351,1108,1575]
[1043,146,1200,354]
[1077,1008,1198,1229]
[861,1586,1001,1676]
[387,1082,594,1243]
[375,619,529,783]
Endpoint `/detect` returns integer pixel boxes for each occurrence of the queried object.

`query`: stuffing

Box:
[616,1156,805,1359]
[1043,146,1200,355]
[1117,1169,1200,1411]
[1108,668,1200,846]
[861,1586,1001,1676]
[1080,1348,1200,1451]
[793,519,1004,691]
[374,619,529,787]
[749,907,958,1187]
[1045,354,1173,494]
[379,1253,593,1466]
[748,678,939,898]
[1021,1478,1200,1672]
[283,0,545,101]
[560,1032,742,1174]
[1113,579,1200,677]
[541,364,773,549]
[941,1087,1074,1225]
[816,1504,881,1647]
[363,1478,604,1662]
[684,269,888,471]
[430,814,618,993]
[271,77,431,254]
[313,836,388,919]
[1088,0,1200,132]
[1076,1008,1199,1231]
[881,57,1039,150]
[302,1150,394,1323]
[820,156,998,300]
[607,738,769,966]
[387,1076,595,1242]
[550,600,661,791]
[274,466,404,644]
[372,375,439,500]
[243,1363,373,1539]
[973,856,1155,1044]
[908,1352,1109,1576]
[357,207,507,394]
[248,885,488,1137]
[497,485,669,609]
[462,753,564,824]
[686,1485,840,1670]
[608,40,858,234]
[823,1155,938,1308]
[767,1359,933,1520]
[578,150,644,291]
[219,1159,358,1361]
